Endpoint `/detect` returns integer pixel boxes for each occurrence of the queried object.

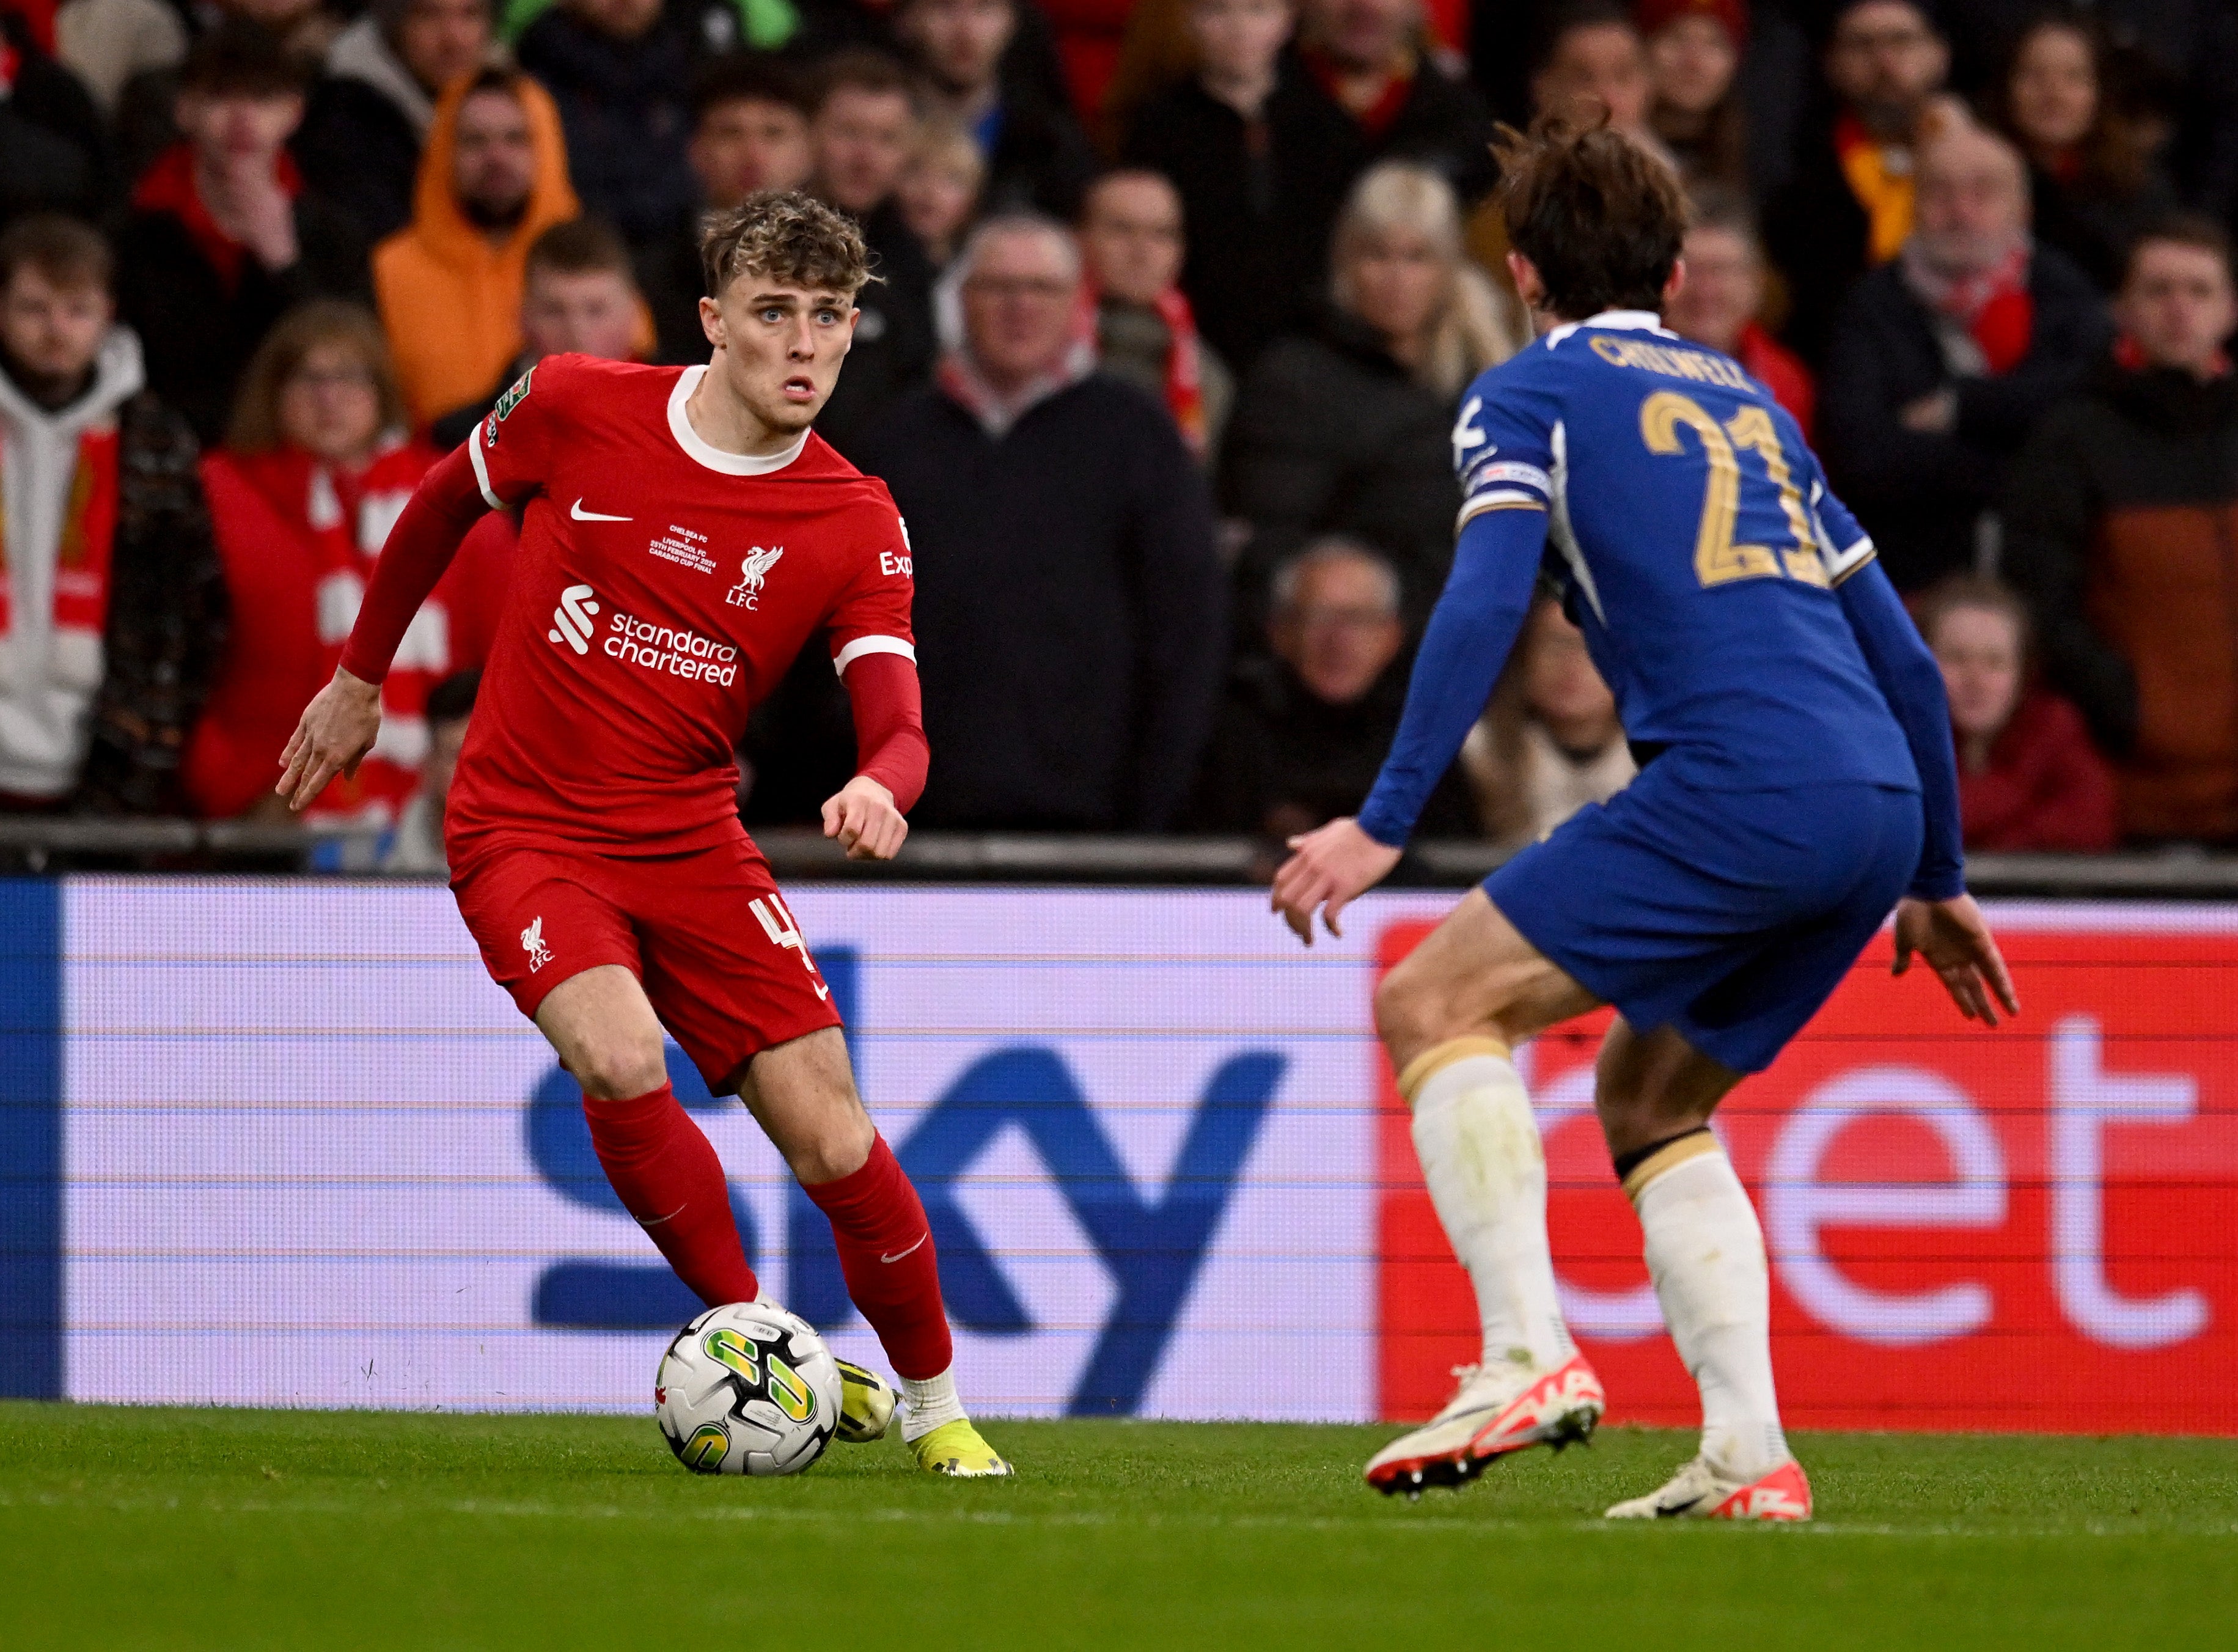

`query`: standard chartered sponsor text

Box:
[604,611,741,684]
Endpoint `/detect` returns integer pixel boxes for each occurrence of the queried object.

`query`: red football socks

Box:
[582,1083,760,1307]
[802,1133,955,1379]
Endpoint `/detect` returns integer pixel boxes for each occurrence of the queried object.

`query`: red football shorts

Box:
[449,831,842,1091]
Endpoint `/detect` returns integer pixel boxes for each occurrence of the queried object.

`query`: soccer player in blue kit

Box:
[1272,120,2020,1520]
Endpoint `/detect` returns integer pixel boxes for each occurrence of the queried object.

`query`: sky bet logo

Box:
[527,949,1283,1415]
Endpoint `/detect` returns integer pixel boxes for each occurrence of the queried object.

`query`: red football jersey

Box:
[445,354,915,855]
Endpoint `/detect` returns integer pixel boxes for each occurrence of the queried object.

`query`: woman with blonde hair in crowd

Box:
[1332,162,1524,398]
[185,301,507,823]
[897,118,986,270]
[1224,161,1525,635]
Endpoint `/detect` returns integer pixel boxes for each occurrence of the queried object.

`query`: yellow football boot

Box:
[835,1359,895,1444]
[910,1419,1013,1477]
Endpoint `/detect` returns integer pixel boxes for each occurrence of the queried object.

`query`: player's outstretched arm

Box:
[1830,527,1968,905]
[1830,545,2020,1025]
[1270,818,1401,945]
[824,650,927,861]
[274,444,493,812]
[1893,894,2020,1026]
[276,667,382,810]
[1271,504,1544,944]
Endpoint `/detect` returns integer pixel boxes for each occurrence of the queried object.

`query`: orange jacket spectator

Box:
[372,67,579,427]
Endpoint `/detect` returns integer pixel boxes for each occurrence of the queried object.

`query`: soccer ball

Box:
[655,1302,842,1476]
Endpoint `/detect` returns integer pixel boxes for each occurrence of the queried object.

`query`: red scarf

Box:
[2113,333,2232,378]
[1,0,55,53]
[1150,287,1207,456]
[1090,284,1209,457]
[0,428,119,642]
[1299,43,1416,140]
[1903,240,2035,375]
[131,144,303,295]
[231,439,445,821]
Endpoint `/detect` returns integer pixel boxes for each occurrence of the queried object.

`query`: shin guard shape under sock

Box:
[582,1083,759,1307]
[804,1134,955,1380]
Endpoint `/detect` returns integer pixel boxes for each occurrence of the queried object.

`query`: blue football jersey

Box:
[1454,310,1918,793]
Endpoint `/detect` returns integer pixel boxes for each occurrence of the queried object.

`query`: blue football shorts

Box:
[1483,757,1924,1074]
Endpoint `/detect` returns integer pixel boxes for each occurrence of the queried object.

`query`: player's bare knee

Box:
[788,1109,875,1186]
[1591,1081,1661,1155]
[568,1034,667,1101]
[1373,963,1452,1059]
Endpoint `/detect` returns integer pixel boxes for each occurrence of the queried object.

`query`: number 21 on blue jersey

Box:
[1638,390,1829,590]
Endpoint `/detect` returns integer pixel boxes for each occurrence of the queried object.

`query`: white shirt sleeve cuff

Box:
[831,634,917,676]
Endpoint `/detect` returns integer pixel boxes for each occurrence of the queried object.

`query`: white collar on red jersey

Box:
[667,365,811,475]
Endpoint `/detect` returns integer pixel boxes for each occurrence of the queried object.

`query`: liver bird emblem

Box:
[727,546,783,608]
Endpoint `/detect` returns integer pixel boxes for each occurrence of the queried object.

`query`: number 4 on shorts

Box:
[749,894,826,991]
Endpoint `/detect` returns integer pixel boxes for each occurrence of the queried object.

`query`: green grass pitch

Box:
[3,1404,2233,1650]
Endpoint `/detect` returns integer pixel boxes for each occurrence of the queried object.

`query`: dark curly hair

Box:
[1494,116,1689,318]
[699,191,878,299]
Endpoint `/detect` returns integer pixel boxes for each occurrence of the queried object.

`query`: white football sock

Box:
[900,1367,966,1443]
[1629,1140,1788,1480]
[1403,1040,1576,1374]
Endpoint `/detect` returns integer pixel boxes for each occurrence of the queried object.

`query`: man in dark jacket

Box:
[1818,120,2110,591]
[853,215,1227,832]
[114,21,370,446]
[2004,218,2238,844]
[1293,0,1497,202]
[0,10,112,229]
[1222,301,1461,635]
[0,215,224,815]
[1121,0,1359,372]
[642,56,815,362]
[1191,537,1472,841]
[893,0,1096,219]
[1765,0,1951,365]
[516,0,700,248]
[805,49,937,457]
[293,0,494,245]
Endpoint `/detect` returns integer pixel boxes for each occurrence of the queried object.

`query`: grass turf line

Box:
[2,1403,2233,1650]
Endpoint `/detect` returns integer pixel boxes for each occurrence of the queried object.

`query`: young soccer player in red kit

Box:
[276,192,1008,1476]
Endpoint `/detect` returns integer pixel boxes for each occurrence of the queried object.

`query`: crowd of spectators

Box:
[5,0,2238,861]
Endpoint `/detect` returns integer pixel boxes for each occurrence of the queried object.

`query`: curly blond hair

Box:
[699,191,877,299]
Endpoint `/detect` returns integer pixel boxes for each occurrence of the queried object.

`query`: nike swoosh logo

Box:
[1657,1495,1706,1518]
[813,981,831,1000]
[880,1233,928,1264]
[571,499,632,522]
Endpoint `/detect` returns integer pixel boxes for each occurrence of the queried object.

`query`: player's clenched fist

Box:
[1272,816,1403,945]
[277,668,383,813]
[822,774,909,861]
